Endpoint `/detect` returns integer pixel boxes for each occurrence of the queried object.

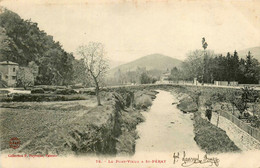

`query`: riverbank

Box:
[0,88,157,156]
[170,87,241,154]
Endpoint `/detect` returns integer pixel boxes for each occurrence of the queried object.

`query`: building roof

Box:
[0,61,18,65]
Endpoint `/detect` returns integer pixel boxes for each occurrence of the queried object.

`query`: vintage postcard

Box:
[0,0,260,167]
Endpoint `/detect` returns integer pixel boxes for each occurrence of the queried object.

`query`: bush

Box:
[140,72,157,84]
[79,90,96,95]
[31,88,44,94]
[0,90,9,94]
[177,97,198,113]
[34,85,66,92]
[54,88,78,95]
[1,93,87,102]
[70,85,85,89]
[120,110,145,130]
[134,95,152,110]
[247,116,260,128]
[143,90,157,100]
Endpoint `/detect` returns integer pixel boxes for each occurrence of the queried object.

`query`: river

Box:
[135,90,202,154]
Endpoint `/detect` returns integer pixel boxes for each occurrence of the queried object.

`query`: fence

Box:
[214,81,239,86]
[177,80,194,85]
[219,110,260,141]
[229,81,239,86]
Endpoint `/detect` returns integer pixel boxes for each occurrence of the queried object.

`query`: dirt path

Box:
[0,88,30,94]
[135,90,202,154]
[211,112,260,151]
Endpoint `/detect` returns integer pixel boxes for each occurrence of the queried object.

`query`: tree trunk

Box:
[93,77,101,106]
[96,86,101,106]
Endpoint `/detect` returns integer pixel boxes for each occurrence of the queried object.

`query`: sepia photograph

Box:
[0,0,260,167]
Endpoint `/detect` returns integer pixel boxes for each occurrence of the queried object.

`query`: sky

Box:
[1,0,260,63]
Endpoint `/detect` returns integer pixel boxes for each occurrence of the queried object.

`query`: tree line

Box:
[107,67,160,85]
[169,41,260,84]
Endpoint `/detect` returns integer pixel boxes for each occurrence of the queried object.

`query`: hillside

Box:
[108,54,182,76]
[109,60,126,69]
[0,8,74,85]
[237,46,260,61]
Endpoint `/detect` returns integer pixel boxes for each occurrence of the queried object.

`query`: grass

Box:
[0,87,158,156]
[193,112,241,154]
[0,94,110,154]
[0,89,154,155]
[0,107,76,151]
[0,101,91,111]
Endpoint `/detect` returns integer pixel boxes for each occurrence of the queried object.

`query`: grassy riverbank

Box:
[193,111,240,153]
[171,86,241,153]
[0,88,157,156]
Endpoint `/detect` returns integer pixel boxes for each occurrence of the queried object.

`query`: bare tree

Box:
[77,42,109,106]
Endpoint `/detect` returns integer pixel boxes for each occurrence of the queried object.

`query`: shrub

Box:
[134,95,152,110]
[177,97,198,113]
[31,88,44,94]
[70,85,85,89]
[120,110,145,130]
[79,90,96,95]
[143,90,157,100]
[54,88,78,95]
[34,85,66,92]
[1,93,86,102]
[0,90,9,94]
[247,116,260,128]
[140,72,157,84]
[204,100,212,107]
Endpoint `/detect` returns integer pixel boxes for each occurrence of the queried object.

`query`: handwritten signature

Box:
[173,151,220,167]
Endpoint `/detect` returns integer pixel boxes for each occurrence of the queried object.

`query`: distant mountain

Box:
[109,60,126,69]
[237,47,260,61]
[108,54,182,76]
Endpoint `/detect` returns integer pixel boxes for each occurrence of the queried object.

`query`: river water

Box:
[135,90,202,154]
[132,90,260,168]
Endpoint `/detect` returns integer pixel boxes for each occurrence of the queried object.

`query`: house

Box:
[0,61,19,87]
